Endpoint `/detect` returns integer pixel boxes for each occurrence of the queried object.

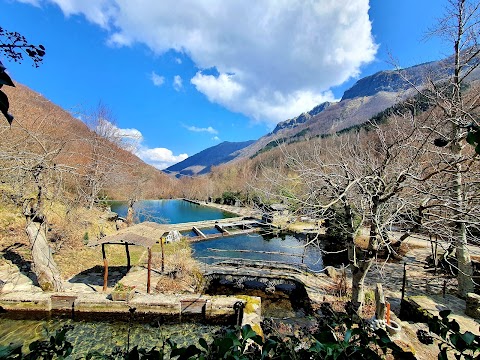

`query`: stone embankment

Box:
[0,290,254,324]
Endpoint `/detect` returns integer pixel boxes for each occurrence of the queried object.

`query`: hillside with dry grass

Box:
[3,82,178,200]
[0,82,180,282]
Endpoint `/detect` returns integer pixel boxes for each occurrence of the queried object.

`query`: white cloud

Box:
[92,120,186,169]
[26,0,377,124]
[16,0,41,6]
[184,125,218,134]
[136,147,188,170]
[94,119,143,151]
[116,127,142,140]
[173,75,183,91]
[212,136,220,141]
[191,72,244,103]
[150,71,165,86]
[44,0,117,28]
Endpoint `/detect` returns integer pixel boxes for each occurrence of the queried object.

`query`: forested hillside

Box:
[2,82,178,202]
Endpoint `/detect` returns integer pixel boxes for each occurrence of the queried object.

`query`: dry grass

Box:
[0,197,33,267]
[153,240,203,294]
[0,191,128,279]
[54,244,146,279]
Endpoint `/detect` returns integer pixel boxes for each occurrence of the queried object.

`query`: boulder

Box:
[465,292,480,319]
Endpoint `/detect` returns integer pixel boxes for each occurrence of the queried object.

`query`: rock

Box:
[101,211,118,222]
[265,286,275,294]
[116,219,127,230]
[165,230,182,243]
[465,292,480,319]
[369,316,386,330]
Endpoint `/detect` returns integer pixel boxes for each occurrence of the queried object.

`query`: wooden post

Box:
[147,247,152,294]
[301,243,307,264]
[386,302,391,325]
[102,244,108,292]
[125,243,131,271]
[160,237,165,273]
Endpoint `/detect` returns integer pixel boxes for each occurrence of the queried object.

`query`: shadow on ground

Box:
[68,265,129,288]
[2,243,39,286]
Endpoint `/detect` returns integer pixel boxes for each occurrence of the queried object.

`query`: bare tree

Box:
[270,113,426,313]
[77,104,131,209]
[0,115,70,291]
[410,0,480,296]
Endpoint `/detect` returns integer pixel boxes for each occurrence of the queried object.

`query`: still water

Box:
[108,199,237,224]
[0,318,222,358]
[192,232,326,272]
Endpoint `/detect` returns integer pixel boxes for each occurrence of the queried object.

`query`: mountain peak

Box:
[271,101,333,134]
[164,140,255,177]
[341,60,447,101]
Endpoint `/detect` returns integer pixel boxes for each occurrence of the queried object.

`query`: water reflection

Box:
[191,232,348,272]
[108,199,236,224]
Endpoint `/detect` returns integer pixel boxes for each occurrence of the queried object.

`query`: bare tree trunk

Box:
[351,254,373,313]
[126,198,135,226]
[455,168,474,296]
[23,190,64,292]
[344,201,373,315]
[25,220,64,292]
[450,0,473,297]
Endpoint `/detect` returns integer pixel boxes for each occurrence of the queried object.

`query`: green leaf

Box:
[461,331,476,345]
[439,348,448,360]
[449,320,460,333]
[216,337,234,357]
[241,324,257,340]
[344,329,353,343]
[199,337,209,350]
[314,330,337,343]
[439,310,451,319]
[127,346,140,360]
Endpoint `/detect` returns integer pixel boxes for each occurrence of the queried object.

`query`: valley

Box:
[1,1,480,358]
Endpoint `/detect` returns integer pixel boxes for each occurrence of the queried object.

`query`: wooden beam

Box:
[125,243,131,271]
[160,237,165,273]
[102,244,108,292]
[147,247,152,294]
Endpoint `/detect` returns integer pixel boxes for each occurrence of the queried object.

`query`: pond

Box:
[191,232,347,272]
[108,199,237,224]
[0,317,223,358]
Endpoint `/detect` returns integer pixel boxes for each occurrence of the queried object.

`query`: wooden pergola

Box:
[89,222,169,293]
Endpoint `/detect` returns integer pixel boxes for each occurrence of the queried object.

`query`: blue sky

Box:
[1,0,450,169]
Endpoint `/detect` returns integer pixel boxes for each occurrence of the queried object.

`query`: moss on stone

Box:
[236,295,260,314]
